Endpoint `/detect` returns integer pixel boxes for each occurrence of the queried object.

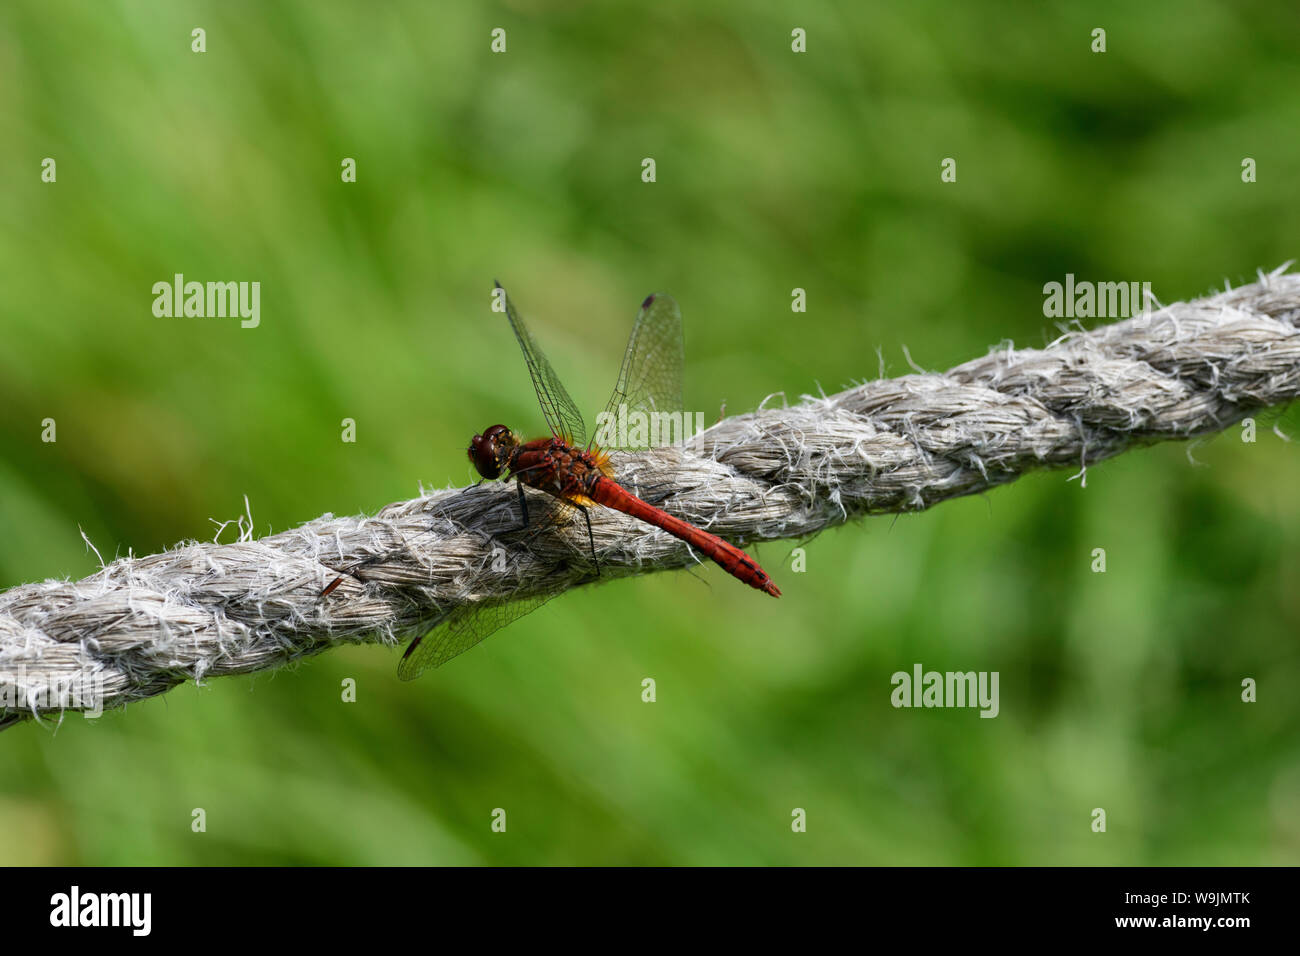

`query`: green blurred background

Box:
[1,0,1298,865]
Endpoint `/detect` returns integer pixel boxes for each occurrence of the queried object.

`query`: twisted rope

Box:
[4,266,1300,729]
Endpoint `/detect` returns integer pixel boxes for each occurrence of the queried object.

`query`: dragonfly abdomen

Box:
[589,477,781,597]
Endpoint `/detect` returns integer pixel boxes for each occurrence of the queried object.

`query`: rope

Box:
[4,266,1299,729]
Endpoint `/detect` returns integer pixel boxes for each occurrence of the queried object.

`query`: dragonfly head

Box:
[468,424,518,480]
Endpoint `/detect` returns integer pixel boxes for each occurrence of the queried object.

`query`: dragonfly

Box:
[323,283,780,678]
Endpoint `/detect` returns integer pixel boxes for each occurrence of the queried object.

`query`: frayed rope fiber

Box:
[4,266,1300,728]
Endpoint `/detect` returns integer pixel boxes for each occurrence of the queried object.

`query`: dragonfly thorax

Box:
[468,424,519,480]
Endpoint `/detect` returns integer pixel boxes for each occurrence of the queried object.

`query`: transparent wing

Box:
[594,293,685,451]
[397,590,561,680]
[496,281,588,447]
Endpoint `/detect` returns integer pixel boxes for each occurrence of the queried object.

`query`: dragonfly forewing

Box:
[596,293,685,451]
[495,281,589,447]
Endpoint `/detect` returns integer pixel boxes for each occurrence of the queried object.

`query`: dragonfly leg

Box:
[320,555,379,597]
[634,480,690,506]
[572,503,599,576]
[513,477,531,530]
[491,476,532,539]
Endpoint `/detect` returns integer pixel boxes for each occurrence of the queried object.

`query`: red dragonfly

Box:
[324,283,780,677]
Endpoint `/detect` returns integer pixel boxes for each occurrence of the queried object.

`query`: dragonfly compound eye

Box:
[469,424,515,479]
[468,431,503,479]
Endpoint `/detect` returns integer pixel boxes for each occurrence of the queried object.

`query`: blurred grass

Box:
[1,0,1298,864]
